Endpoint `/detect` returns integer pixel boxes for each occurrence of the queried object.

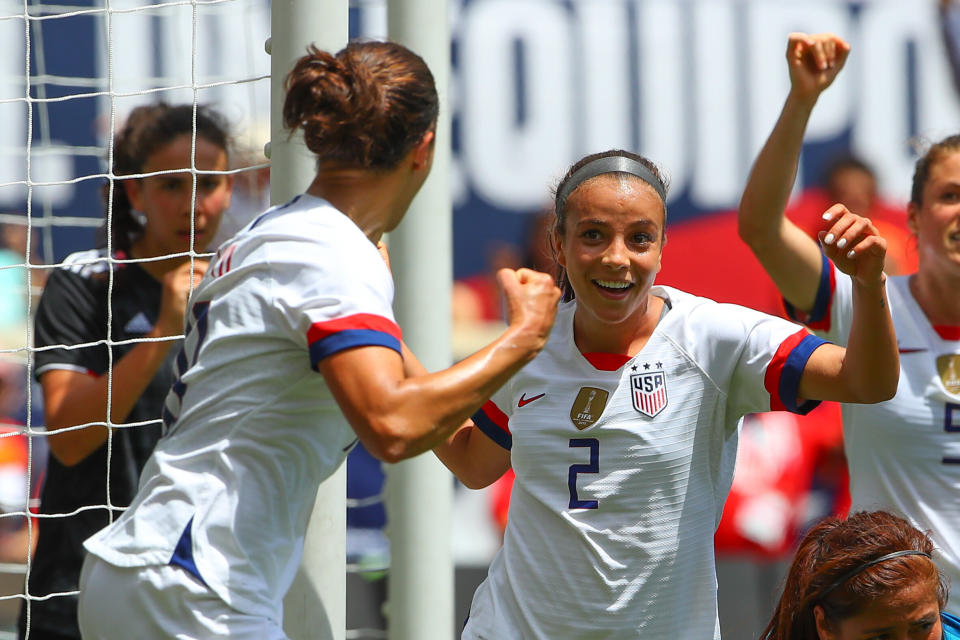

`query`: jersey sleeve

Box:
[266,234,402,371]
[719,304,830,420]
[470,383,515,451]
[33,268,107,379]
[782,252,854,345]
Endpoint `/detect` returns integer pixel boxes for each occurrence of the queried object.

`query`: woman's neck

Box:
[128,242,190,281]
[572,295,665,356]
[909,267,960,326]
[306,167,409,244]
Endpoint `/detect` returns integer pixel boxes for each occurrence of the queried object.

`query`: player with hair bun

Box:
[739,32,960,617]
[434,146,900,639]
[22,102,232,640]
[77,40,560,639]
[763,510,960,640]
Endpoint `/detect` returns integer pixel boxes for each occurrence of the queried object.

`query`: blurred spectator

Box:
[0,359,41,566]
[785,153,916,274]
[21,103,233,640]
[0,219,46,348]
[451,241,522,360]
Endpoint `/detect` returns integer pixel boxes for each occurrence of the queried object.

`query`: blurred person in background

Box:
[452,240,524,360]
[77,40,558,639]
[762,510,960,640]
[435,145,898,639]
[19,103,233,640]
[739,31,960,617]
[785,153,917,275]
[0,358,39,565]
[0,219,45,348]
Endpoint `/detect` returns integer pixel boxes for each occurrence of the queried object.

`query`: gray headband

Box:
[817,550,932,601]
[556,155,667,210]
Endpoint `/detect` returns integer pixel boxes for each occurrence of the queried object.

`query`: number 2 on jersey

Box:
[945,402,960,465]
[568,438,599,509]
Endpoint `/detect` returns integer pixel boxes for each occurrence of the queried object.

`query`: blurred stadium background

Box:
[0,0,958,638]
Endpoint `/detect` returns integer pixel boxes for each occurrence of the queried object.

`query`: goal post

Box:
[384,1,455,639]
[267,3,348,640]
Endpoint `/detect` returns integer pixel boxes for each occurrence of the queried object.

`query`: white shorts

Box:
[78,554,288,640]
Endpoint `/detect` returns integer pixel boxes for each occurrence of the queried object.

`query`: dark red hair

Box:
[283,40,438,171]
[761,510,946,640]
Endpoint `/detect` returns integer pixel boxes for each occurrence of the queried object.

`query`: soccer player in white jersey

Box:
[76,41,560,639]
[429,146,899,638]
[739,32,960,617]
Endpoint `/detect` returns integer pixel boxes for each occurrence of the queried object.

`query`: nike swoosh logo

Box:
[518,392,545,408]
[898,348,927,354]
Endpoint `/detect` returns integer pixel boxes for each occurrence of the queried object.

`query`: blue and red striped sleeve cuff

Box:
[783,252,835,331]
[307,313,402,369]
[763,329,829,415]
[472,400,512,450]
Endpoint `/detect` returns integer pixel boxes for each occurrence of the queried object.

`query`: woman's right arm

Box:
[319,267,559,465]
[738,32,850,313]
[43,260,205,466]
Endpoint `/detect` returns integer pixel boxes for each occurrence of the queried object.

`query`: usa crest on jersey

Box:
[631,371,668,417]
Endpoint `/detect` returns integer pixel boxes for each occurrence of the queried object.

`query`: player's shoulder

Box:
[655,285,790,351]
[43,249,113,302]
[57,248,112,278]
[656,285,763,328]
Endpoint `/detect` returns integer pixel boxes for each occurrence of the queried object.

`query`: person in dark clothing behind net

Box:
[19,103,233,640]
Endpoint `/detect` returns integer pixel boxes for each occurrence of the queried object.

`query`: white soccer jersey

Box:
[84,194,401,622]
[786,256,960,615]
[463,288,827,640]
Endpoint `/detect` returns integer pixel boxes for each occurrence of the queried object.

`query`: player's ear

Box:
[906,200,920,236]
[553,226,566,268]
[411,130,434,171]
[123,178,144,213]
[812,605,836,640]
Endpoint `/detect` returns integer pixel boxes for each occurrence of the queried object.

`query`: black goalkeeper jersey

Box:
[21,248,178,638]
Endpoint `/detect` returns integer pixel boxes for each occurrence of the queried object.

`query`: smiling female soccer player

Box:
[433,148,900,639]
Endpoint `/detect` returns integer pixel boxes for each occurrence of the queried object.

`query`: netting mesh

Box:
[0,1,301,638]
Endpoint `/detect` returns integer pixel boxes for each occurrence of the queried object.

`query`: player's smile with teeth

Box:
[595,279,632,289]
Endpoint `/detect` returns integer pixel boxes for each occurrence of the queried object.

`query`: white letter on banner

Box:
[461,0,574,210]
[853,2,928,202]
[0,3,27,206]
[747,2,852,154]
[690,0,741,209]
[636,0,687,203]
[855,2,960,203]
[576,0,632,153]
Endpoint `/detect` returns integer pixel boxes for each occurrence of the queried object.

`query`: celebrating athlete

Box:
[432,147,899,639]
[76,41,559,639]
[738,32,960,616]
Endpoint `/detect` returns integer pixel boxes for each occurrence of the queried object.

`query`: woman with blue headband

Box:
[429,148,901,638]
[763,510,960,640]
